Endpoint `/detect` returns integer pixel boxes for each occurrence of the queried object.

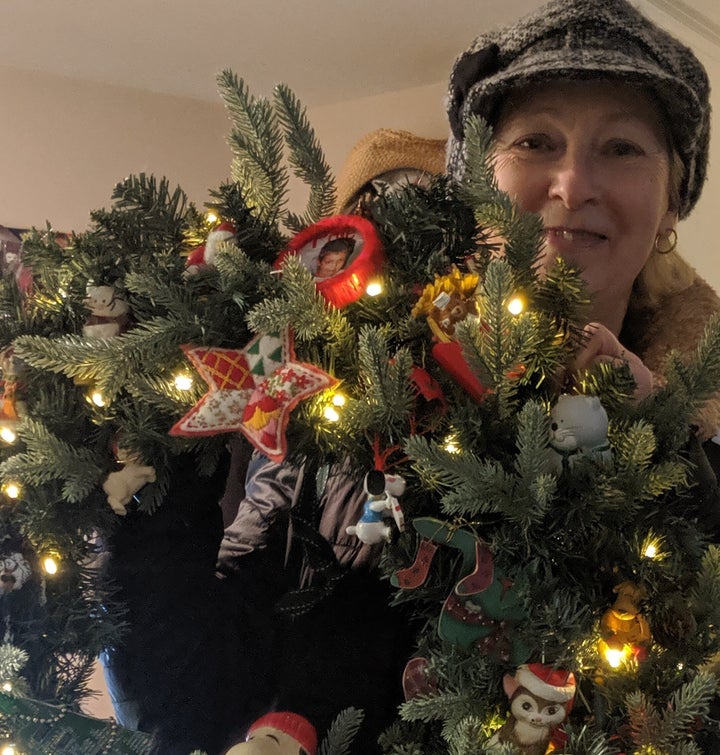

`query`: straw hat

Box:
[333,128,446,214]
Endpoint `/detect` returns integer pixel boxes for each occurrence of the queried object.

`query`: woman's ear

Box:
[658,210,678,237]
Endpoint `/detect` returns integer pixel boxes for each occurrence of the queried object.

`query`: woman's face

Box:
[491,80,676,329]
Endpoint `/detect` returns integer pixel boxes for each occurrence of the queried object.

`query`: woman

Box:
[218,2,719,751]
[106,2,719,752]
[446,0,720,437]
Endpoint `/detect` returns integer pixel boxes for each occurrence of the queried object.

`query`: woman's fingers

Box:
[568,323,653,401]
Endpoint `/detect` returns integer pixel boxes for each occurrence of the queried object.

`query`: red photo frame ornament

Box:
[275,215,385,308]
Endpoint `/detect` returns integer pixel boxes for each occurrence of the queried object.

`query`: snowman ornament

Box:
[225,711,317,755]
[82,284,130,338]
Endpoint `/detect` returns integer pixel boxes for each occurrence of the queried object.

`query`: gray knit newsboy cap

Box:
[446,0,711,219]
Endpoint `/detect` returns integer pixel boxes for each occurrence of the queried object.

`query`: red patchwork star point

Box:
[170,328,336,461]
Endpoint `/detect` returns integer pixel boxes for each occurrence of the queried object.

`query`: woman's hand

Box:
[568,322,653,401]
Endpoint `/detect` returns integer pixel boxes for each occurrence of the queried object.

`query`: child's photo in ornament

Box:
[305,235,358,280]
[276,215,384,308]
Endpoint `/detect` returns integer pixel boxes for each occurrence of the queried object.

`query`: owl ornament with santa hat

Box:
[487,663,576,754]
[224,711,317,755]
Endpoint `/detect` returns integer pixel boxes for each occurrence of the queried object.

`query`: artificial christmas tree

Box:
[0,66,720,755]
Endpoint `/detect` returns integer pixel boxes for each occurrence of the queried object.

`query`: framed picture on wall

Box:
[0,226,24,279]
[0,225,71,294]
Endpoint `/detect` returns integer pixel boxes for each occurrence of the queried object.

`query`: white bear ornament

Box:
[549,394,612,471]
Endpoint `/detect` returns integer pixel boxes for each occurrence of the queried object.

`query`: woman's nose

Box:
[548,152,598,209]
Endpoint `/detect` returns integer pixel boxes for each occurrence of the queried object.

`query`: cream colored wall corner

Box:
[641,3,720,293]
[0,64,232,232]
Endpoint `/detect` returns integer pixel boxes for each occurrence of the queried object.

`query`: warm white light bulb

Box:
[444,439,460,454]
[2,681,12,692]
[0,426,16,444]
[323,406,340,422]
[206,212,218,224]
[507,296,524,315]
[2,743,16,755]
[174,374,194,391]
[4,483,20,499]
[643,543,658,559]
[366,280,383,297]
[331,393,346,407]
[43,556,59,575]
[91,391,106,408]
[605,647,624,668]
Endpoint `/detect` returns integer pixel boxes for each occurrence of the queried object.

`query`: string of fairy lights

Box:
[0,211,676,755]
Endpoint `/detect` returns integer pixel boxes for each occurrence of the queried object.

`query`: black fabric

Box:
[276,571,414,754]
[101,451,414,754]
[101,453,280,755]
[696,437,720,540]
[448,43,500,139]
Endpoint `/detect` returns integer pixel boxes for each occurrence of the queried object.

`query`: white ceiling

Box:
[2,0,719,108]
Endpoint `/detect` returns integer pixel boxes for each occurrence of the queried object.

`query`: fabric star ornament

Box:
[170,328,336,462]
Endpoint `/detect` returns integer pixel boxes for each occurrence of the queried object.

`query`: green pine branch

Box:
[610,421,688,504]
[245,254,332,341]
[512,400,557,519]
[0,643,28,676]
[645,313,720,455]
[446,715,491,755]
[319,707,365,755]
[535,256,592,330]
[370,179,480,284]
[404,435,525,521]
[459,116,544,289]
[456,259,564,418]
[626,671,717,752]
[689,546,720,657]
[562,725,617,755]
[84,174,191,281]
[217,70,287,225]
[344,326,415,441]
[0,418,103,502]
[205,181,287,264]
[273,83,336,231]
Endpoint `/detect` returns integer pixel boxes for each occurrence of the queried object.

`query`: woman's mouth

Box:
[545,227,608,252]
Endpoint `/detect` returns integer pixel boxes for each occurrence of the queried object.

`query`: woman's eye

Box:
[606,139,645,157]
[513,134,553,151]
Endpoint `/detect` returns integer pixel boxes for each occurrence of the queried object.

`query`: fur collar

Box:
[623,275,720,440]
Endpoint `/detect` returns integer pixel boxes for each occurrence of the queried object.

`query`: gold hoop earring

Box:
[654,228,678,255]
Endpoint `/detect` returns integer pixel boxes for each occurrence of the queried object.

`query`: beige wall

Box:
[1,64,451,232]
[1,64,232,232]
[3,59,718,292]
